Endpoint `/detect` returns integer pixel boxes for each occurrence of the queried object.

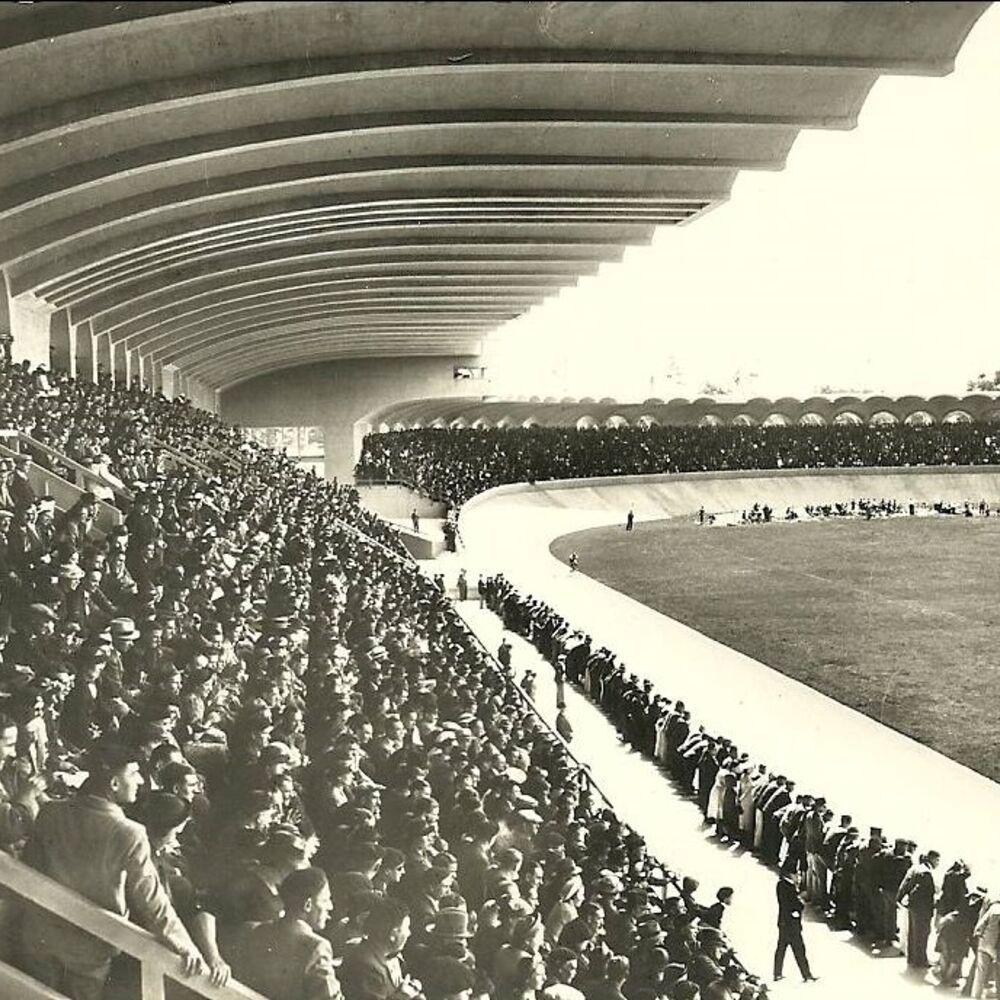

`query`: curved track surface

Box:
[455,466,1000,996]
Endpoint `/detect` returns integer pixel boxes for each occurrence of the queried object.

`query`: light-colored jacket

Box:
[21,793,196,970]
[975,899,1000,958]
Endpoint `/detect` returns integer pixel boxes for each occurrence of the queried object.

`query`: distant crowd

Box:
[482,575,1000,994]
[355,425,1000,507]
[704,497,999,525]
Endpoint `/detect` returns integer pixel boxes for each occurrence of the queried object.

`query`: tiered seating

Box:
[355,424,1000,507]
[0,359,763,1000]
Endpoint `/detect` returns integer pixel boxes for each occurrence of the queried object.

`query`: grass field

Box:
[551,516,1000,781]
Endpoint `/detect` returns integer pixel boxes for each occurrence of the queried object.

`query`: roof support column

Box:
[49,309,74,377]
[131,350,146,390]
[74,320,96,382]
[160,363,179,400]
[95,332,112,383]
[6,286,53,370]
[112,339,130,385]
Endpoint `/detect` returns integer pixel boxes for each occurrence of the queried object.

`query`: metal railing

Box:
[2,429,134,508]
[0,853,266,1000]
[0,435,123,533]
[151,437,214,477]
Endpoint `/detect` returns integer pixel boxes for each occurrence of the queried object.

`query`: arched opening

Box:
[942,410,972,424]
[377,422,391,433]
[495,417,512,429]
[576,416,599,430]
[731,414,756,427]
[431,419,447,429]
[698,414,723,428]
[762,413,790,427]
[449,417,468,429]
[392,422,406,432]
[521,417,539,429]
[471,417,491,429]
[799,412,826,426]
[636,415,659,429]
[869,411,898,426]
[904,410,934,427]
[604,415,629,428]
[833,411,864,426]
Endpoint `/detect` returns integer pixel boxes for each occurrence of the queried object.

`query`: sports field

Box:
[551,515,1000,781]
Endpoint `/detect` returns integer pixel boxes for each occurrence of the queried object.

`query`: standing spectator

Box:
[21,743,205,999]
[411,510,420,533]
[456,570,468,602]
[773,862,816,983]
[897,851,940,969]
[625,510,634,533]
[971,894,1000,997]
[555,708,574,744]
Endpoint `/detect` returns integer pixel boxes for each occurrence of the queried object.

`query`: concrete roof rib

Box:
[0,1,988,389]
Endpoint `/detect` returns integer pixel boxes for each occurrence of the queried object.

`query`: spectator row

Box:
[355,425,1000,507]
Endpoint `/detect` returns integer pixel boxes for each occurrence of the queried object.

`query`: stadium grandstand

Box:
[0,4,997,1000]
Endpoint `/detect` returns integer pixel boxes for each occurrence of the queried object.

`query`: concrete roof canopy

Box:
[0,2,988,393]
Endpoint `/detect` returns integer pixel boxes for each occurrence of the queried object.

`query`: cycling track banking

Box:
[458,465,1000,887]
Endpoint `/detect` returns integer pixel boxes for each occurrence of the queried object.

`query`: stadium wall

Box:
[461,465,1000,522]
[219,355,483,484]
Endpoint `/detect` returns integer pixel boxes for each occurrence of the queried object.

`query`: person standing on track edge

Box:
[625,509,634,532]
[568,553,578,573]
[775,860,818,983]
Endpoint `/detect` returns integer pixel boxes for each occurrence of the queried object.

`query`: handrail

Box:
[151,437,214,476]
[203,441,241,471]
[352,475,424,493]
[0,852,266,1000]
[9,430,134,506]
[0,439,123,532]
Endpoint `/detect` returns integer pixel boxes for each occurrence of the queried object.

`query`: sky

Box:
[486,4,1000,403]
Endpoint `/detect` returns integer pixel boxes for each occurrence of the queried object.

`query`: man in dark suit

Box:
[774,862,817,983]
[897,850,940,968]
[9,454,36,512]
[233,866,343,1000]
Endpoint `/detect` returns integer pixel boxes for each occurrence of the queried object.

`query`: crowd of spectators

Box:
[355,425,1000,507]
[483,575,997,994]
[707,497,998,525]
[0,354,768,1000]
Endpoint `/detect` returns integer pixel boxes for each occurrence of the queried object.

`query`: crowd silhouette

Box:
[355,425,1000,508]
[483,574,994,994]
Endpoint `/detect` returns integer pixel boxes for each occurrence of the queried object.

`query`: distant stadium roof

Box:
[365,393,1000,429]
[0,1,988,389]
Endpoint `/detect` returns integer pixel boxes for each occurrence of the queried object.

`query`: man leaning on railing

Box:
[19,742,207,1000]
